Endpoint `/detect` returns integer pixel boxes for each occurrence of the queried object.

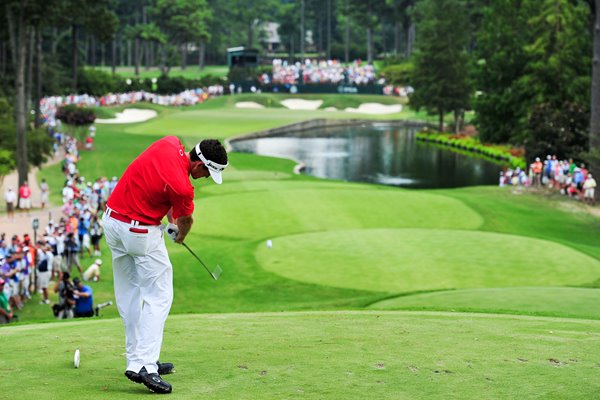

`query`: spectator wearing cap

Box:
[108,176,119,195]
[40,178,49,210]
[73,277,94,318]
[90,215,103,257]
[35,241,52,304]
[531,157,543,186]
[44,220,55,236]
[583,173,597,205]
[573,167,585,191]
[0,278,14,323]
[4,187,16,221]
[64,232,82,276]
[2,243,23,310]
[83,258,102,282]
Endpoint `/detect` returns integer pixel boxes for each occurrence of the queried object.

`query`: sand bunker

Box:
[345,103,403,115]
[281,99,323,110]
[96,108,158,124]
[235,101,265,109]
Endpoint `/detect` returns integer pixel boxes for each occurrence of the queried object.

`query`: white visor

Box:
[195,143,228,184]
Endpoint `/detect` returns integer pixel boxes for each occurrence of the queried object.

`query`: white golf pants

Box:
[103,213,173,375]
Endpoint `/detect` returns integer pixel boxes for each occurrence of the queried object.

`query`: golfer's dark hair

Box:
[190,139,228,165]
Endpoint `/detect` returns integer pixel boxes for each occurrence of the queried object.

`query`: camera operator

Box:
[72,277,94,318]
[53,272,75,319]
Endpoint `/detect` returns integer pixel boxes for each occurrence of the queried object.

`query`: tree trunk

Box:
[454,109,462,134]
[591,0,600,174]
[289,36,294,62]
[134,37,140,76]
[198,40,205,70]
[394,21,401,54]
[438,109,445,132]
[327,0,331,59]
[317,11,323,55]
[405,20,415,58]
[181,44,187,70]
[142,6,150,71]
[72,24,79,92]
[51,27,58,56]
[111,39,117,75]
[144,41,150,70]
[159,44,167,75]
[90,35,96,66]
[35,28,42,129]
[127,40,132,67]
[0,42,5,77]
[367,27,374,63]
[101,43,106,66]
[26,27,34,117]
[6,4,29,187]
[300,0,305,61]
[345,13,350,63]
[247,21,254,48]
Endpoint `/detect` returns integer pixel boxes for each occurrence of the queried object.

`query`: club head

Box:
[211,265,223,280]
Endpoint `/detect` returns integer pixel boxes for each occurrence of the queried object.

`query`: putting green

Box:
[256,228,600,293]
[369,287,600,319]
[195,186,483,240]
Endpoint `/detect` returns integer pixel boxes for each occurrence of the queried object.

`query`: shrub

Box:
[56,105,96,126]
[78,68,119,96]
[156,75,189,94]
[0,97,53,170]
[199,74,226,87]
[56,104,96,142]
[0,149,15,178]
[380,62,414,85]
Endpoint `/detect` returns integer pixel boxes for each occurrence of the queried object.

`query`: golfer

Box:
[103,136,228,394]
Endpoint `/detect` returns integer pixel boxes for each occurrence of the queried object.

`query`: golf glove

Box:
[166,223,179,241]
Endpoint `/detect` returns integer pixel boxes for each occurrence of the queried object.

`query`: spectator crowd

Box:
[499,155,596,205]
[40,86,225,118]
[270,59,378,85]
[1,109,118,323]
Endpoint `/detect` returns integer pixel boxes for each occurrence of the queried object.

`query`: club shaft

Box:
[182,242,215,278]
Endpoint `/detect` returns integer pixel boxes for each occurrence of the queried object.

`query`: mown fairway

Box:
[19,96,600,398]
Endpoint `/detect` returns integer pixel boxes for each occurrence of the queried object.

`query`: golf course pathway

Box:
[0,152,63,239]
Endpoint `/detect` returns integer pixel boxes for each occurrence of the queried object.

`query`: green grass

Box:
[369,287,600,319]
[95,65,229,80]
[3,312,600,400]
[17,98,600,399]
[256,229,600,293]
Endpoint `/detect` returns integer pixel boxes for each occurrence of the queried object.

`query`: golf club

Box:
[182,242,222,280]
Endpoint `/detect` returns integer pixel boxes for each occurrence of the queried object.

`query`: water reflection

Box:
[231,124,506,188]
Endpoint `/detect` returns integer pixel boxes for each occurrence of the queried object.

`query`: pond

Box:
[230,122,507,189]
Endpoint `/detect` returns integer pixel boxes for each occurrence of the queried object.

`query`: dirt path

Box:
[0,152,64,240]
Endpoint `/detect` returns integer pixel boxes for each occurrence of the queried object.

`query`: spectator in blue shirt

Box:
[73,277,94,318]
[573,168,584,190]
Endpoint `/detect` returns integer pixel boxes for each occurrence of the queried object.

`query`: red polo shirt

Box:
[107,136,195,225]
[19,185,31,199]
